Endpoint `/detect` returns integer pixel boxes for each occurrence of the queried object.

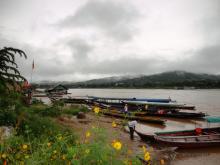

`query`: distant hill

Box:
[36,71,220,89]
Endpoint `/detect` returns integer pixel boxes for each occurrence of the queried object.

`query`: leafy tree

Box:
[0,47,27,89]
[0,47,27,126]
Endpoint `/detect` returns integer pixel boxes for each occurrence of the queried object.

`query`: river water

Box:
[68,88,220,165]
[69,88,220,115]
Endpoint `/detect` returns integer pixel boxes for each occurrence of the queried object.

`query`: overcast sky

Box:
[0,0,220,82]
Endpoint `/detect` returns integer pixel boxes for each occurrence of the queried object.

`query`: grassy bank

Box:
[0,98,144,165]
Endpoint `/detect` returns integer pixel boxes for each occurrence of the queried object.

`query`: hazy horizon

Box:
[35,70,220,83]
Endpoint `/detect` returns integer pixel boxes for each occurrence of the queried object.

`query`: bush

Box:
[0,109,17,126]
[16,113,71,139]
[0,126,141,165]
[62,106,89,116]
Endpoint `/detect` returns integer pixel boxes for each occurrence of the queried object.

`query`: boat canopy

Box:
[205,116,220,123]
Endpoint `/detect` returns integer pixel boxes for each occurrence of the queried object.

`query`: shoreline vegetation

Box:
[1,97,171,164]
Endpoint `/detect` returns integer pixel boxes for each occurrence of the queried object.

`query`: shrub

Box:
[62,106,89,116]
[16,112,73,140]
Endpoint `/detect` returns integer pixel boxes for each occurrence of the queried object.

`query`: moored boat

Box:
[101,110,166,125]
[141,111,206,119]
[154,133,220,148]
[135,127,220,148]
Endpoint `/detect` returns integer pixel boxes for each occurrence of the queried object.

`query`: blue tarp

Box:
[205,116,220,123]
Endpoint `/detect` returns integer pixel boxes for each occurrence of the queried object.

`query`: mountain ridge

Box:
[36,71,220,89]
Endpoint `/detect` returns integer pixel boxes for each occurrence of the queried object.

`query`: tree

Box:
[0,47,27,90]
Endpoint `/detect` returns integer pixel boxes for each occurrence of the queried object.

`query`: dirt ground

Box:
[56,112,176,165]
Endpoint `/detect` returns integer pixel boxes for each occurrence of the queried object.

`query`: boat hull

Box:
[135,127,220,148]
[155,134,220,148]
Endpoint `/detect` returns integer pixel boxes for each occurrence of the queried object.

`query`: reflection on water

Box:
[69,88,220,165]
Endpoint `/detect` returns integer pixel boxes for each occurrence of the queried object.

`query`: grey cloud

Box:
[59,0,139,41]
[195,0,220,43]
[164,45,220,74]
[67,39,93,60]
[73,56,167,75]
[188,45,220,73]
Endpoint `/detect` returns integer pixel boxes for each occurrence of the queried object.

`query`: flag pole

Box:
[30,60,34,84]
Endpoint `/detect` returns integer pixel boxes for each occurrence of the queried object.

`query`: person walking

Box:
[124,104,128,114]
[128,120,137,140]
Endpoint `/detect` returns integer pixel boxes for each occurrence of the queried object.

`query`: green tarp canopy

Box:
[205,116,220,123]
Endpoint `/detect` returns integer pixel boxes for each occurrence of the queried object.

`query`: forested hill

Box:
[38,71,220,89]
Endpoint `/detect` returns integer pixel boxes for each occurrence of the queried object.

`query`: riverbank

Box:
[57,111,177,165]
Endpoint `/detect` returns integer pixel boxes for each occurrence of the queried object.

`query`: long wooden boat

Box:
[135,127,220,148]
[101,106,205,119]
[90,96,172,103]
[88,96,173,109]
[61,97,93,104]
[101,111,165,125]
[137,111,206,119]
[123,100,195,110]
[154,134,220,148]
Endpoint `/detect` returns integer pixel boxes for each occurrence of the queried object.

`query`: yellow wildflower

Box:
[22,144,28,150]
[123,160,129,165]
[94,107,100,114]
[112,140,122,150]
[112,121,117,128]
[1,153,7,159]
[92,125,96,129]
[47,142,52,147]
[127,149,132,155]
[86,131,91,138]
[142,145,147,153]
[53,150,57,154]
[52,155,57,159]
[144,152,151,161]
[160,159,165,165]
[123,159,132,165]
[62,155,66,160]
[58,136,63,140]
[85,149,90,154]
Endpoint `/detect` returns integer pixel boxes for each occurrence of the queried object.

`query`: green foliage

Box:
[0,109,17,126]
[0,121,142,165]
[16,114,64,139]
[0,47,27,90]
[62,106,89,116]
[31,98,44,105]
[0,90,24,126]
[38,106,62,117]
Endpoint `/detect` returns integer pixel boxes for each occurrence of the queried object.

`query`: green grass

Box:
[0,96,142,164]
